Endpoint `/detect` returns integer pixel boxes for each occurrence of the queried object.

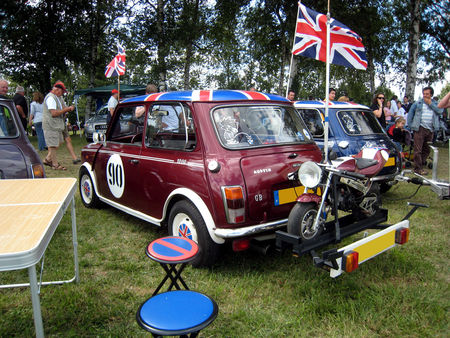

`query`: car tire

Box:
[79,167,101,208]
[287,202,323,242]
[168,200,220,267]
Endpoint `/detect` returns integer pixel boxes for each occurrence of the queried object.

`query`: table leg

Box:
[28,265,44,338]
[71,197,79,283]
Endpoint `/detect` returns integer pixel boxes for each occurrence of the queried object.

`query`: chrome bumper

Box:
[214,219,287,239]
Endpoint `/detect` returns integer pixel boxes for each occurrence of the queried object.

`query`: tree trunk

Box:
[405,0,421,101]
[157,0,167,91]
[183,0,200,90]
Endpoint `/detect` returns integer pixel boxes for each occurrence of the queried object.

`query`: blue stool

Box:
[136,290,218,337]
[147,236,199,296]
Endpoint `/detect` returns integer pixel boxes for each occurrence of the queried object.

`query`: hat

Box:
[54,81,67,93]
[15,86,25,93]
[111,89,118,94]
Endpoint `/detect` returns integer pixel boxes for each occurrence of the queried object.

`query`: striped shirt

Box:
[420,104,434,131]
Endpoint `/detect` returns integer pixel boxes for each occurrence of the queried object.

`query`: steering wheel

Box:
[234,132,261,145]
[131,132,142,144]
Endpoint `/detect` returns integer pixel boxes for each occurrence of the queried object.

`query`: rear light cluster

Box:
[222,186,245,224]
[343,251,359,273]
[32,164,45,178]
[395,227,409,245]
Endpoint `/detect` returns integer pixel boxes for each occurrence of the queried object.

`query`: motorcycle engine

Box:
[337,187,356,211]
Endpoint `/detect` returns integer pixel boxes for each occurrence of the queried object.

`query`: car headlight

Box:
[298,161,322,188]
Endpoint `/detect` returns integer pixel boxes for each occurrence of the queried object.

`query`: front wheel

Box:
[168,200,220,267]
[287,202,324,242]
[79,167,101,208]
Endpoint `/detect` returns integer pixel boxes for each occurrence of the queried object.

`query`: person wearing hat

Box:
[13,85,29,131]
[107,89,119,125]
[42,81,80,170]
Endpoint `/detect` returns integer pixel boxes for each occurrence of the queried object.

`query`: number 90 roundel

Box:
[106,154,125,198]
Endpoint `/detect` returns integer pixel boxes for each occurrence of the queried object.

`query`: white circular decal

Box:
[106,154,125,198]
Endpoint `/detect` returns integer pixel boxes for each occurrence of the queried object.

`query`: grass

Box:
[0,134,449,337]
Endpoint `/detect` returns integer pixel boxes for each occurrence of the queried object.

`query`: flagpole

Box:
[117,75,120,102]
[286,2,302,98]
[324,0,331,163]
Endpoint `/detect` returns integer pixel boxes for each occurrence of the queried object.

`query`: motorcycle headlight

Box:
[298,161,322,188]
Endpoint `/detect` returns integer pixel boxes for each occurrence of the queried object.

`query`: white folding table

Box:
[0,177,79,338]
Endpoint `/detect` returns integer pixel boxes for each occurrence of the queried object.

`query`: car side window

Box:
[0,105,18,137]
[109,105,145,143]
[298,109,324,137]
[145,103,196,151]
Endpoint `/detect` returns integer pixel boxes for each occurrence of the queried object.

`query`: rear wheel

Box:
[287,202,324,242]
[168,200,220,267]
[79,167,101,208]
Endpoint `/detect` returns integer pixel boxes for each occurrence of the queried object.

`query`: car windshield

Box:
[337,109,384,135]
[212,105,312,148]
[0,104,18,138]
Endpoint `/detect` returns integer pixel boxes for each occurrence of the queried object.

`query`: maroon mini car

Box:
[79,90,322,266]
[0,97,45,179]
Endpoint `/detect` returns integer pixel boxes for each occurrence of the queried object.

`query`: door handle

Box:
[130,159,139,164]
[288,153,298,159]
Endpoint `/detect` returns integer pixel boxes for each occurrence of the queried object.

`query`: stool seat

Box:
[137,290,218,336]
[147,236,199,264]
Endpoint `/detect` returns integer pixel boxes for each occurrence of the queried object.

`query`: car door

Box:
[135,102,200,218]
[93,104,146,209]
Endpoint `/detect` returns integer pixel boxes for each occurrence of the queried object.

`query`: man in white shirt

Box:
[107,89,119,124]
[42,81,79,170]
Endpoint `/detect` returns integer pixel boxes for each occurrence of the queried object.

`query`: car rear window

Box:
[0,105,18,138]
[212,105,312,148]
[337,109,384,135]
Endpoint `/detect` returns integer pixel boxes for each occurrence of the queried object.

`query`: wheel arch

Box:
[164,188,225,244]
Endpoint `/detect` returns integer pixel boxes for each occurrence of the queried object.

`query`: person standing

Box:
[13,86,29,131]
[407,86,443,175]
[328,88,336,101]
[42,81,77,170]
[287,89,296,101]
[107,89,119,125]
[383,100,393,124]
[402,95,412,113]
[0,79,8,98]
[390,95,399,116]
[371,93,386,128]
[29,91,46,151]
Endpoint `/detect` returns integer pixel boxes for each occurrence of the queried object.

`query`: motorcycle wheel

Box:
[287,202,323,242]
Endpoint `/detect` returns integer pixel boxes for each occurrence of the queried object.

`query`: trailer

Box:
[275,203,427,277]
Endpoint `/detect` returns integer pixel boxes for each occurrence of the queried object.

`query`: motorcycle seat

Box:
[355,157,378,169]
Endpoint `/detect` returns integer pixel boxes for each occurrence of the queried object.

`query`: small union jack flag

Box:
[292,4,367,70]
[105,43,126,78]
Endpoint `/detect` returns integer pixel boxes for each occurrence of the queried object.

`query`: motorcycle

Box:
[287,147,389,242]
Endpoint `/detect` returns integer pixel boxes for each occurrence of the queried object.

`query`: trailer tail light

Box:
[232,238,250,252]
[343,251,359,273]
[222,186,245,224]
[395,227,409,245]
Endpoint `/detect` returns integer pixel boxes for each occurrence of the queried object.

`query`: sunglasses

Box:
[377,97,385,100]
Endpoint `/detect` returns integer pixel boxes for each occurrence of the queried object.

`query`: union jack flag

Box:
[105,44,126,78]
[292,4,367,70]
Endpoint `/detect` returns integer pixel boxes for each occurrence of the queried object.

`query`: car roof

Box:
[122,90,290,104]
[293,100,369,110]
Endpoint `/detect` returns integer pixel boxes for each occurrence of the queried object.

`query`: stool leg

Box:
[172,263,189,290]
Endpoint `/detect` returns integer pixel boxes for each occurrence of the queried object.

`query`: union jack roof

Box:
[122,90,290,103]
[293,100,369,110]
